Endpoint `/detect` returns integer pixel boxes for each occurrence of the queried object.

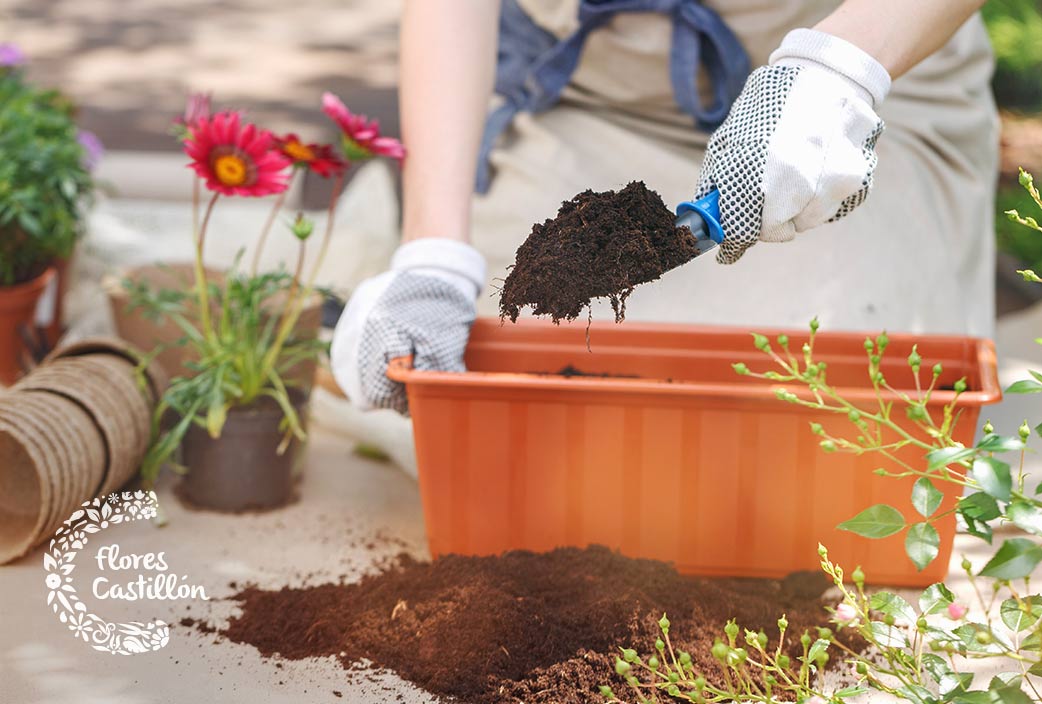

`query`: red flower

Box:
[276,133,346,178]
[322,92,404,163]
[185,112,291,197]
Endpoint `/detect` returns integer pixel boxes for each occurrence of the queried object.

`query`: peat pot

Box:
[389,318,1002,588]
[179,391,309,512]
[0,267,55,386]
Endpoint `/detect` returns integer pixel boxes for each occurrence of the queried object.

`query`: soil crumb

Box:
[499,181,698,323]
[207,546,848,704]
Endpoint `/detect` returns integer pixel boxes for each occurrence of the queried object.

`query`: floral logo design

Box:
[43,491,169,655]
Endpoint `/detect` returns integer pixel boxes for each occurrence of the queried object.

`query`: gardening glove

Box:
[330,238,486,414]
[695,28,890,264]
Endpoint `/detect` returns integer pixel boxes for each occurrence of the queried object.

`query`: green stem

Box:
[251,175,293,275]
[194,191,220,342]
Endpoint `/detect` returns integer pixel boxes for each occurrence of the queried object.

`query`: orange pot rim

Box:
[0,267,56,308]
[386,319,1002,407]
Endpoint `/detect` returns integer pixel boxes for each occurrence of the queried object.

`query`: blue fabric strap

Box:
[476,0,750,193]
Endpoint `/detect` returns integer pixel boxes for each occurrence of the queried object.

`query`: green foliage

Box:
[982,0,1042,111]
[0,66,94,285]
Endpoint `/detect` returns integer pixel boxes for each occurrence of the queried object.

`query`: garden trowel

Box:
[674,189,725,257]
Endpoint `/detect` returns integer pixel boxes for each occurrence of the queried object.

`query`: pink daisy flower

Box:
[321,92,404,163]
[184,112,291,197]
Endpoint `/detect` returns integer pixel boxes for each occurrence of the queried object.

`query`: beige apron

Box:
[473,0,999,337]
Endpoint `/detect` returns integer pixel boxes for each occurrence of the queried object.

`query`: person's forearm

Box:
[399,0,500,244]
[815,0,986,79]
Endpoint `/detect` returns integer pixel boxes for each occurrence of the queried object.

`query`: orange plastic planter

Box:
[390,318,1001,587]
[0,268,55,386]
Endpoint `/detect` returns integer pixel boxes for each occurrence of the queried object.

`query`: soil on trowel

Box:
[499,181,699,324]
[200,546,852,704]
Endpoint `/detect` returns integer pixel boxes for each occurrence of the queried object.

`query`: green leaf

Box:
[938,672,973,699]
[980,539,1042,580]
[1022,630,1042,651]
[870,591,917,623]
[920,583,956,615]
[838,504,906,539]
[1008,502,1042,537]
[913,477,944,518]
[960,492,1002,521]
[921,652,951,682]
[952,623,1008,654]
[834,687,869,699]
[906,522,941,570]
[928,446,976,470]
[1006,379,1042,394]
[896,683,937,704]
[976,434,1026,453]
[869,620,909,648]
[972,457,1012,502]
[806,638,830,665]
[961,514,994,544]
[1037,422,1042,440]
[1000,596,1042,631]
[1027,661,1042,677]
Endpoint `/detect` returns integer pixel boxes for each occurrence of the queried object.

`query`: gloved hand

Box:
[695,28,891,264]
[330,238,486,414]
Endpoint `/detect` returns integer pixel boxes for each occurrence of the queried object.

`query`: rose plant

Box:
[600,171,1042,704]
[130,93,402,485]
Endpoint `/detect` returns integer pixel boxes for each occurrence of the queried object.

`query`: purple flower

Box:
[77,130,104,171]
[0,43,25,67]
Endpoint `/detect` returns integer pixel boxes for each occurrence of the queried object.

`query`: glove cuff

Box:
[391,238,487,300]
[768,28,891,106]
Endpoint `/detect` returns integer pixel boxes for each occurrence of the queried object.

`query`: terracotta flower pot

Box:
[390,318,1002,588]
[178,390,309,512]
[0,267,55,386]
[103,264,322,389]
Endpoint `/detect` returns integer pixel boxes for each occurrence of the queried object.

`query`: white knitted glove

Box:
[330,238,486,414]
[695,28,891,264]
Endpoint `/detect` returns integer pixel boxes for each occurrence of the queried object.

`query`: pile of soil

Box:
[499,182,698,323]
[204,546,848,704]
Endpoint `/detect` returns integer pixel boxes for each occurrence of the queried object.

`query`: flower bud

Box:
[818,544,828,558]
[1020,421,1031,441]
[599,685,615,700]
[847,410,861,423]
[724,620,739,640]
[856,661,868,675]
[655,638,665,651]
[777,654,790,669]
[658,614,670,633]
[947,603,968,620]
[757,631,769,649]
[834,602,857,623]
[290,213,315,241]
[907,347,921,371]
[864,338,874,352]
[778,615,788,632]
[975,630,992,645]
[753,333,770,351]
[668,672,680,684]
[933,363,943,377]
[809,317,820,333]
[982,420,994,435]
[622,648,637,662]
[648,656,659,671]
[851,566,865,586]
[961,557,972,573]
[778,334,789,347]
[615,657,631,676]
[668,684,680,697]
[679,651,692,666]
[954,378,967,393]
[693,676,706,691]
[800,633,812,648]
[817,627,833,641]
[876,332,889,351]
[711,640,729,662]
[916,618,928,630]
[883,614,895,626]
[809,423,824,435]
[732,362,750,375]
[820,440,837,453]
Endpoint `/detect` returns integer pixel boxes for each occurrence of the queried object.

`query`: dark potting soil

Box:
[499,182,699,323]
[205,546,849,704]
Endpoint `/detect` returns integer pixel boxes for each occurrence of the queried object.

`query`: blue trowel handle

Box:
[675,189,724,256]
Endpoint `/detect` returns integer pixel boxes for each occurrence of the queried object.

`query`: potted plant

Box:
[0,44,97,384]
[131,94,402,511]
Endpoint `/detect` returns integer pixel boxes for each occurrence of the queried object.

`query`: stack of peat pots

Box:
[0,338,166,564]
